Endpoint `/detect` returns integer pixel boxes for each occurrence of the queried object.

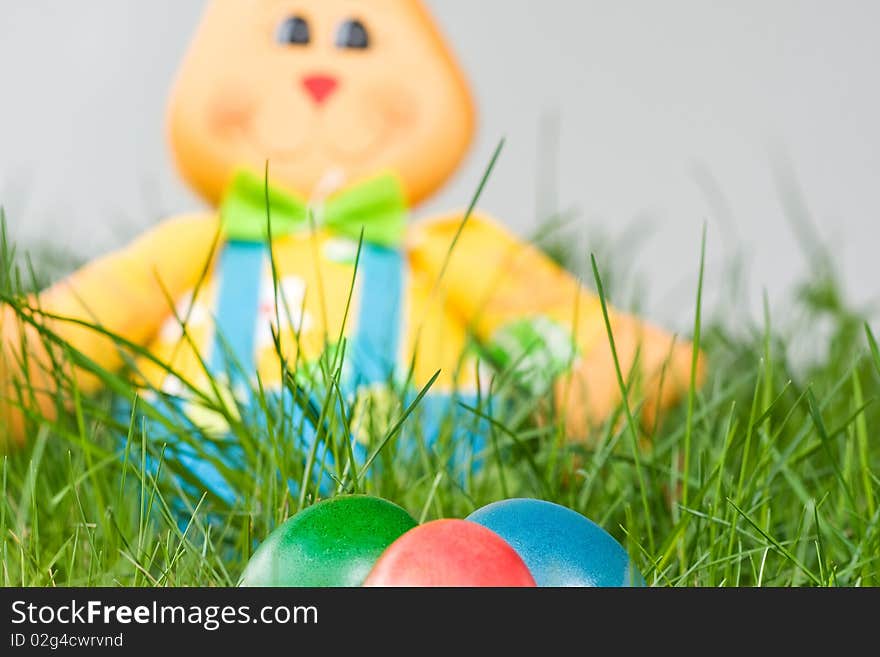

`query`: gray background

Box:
[2,1,879,331]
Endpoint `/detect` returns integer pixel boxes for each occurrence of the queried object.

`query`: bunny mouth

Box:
[240,126,314,163]
[237,117,396,168]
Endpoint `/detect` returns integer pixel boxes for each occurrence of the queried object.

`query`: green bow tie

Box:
[220,169,409,248]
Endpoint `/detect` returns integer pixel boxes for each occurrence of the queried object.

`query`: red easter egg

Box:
[364,519,537,587]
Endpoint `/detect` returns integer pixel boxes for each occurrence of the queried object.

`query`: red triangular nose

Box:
[302,75,339,104]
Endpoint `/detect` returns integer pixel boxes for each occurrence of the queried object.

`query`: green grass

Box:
[1,166,879,588]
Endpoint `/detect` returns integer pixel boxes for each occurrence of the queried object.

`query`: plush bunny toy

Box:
[1,0,704,500]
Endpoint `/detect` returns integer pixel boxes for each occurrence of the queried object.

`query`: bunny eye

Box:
[277,16,311,46]
[335,19,370,50]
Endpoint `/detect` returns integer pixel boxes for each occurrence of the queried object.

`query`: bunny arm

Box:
[1,213,220,448]
[407,211,706,439]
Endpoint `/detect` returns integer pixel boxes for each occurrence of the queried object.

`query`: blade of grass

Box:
[590,253,654,553]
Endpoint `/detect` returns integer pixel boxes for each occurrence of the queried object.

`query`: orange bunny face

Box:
[168,0,476,207]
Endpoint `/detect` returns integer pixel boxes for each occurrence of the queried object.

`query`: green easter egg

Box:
[239,496,418,587]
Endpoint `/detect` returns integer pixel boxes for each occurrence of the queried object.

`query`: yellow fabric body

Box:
[2,209,703,447]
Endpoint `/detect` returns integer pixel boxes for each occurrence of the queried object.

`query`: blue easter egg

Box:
[467,499,645,587]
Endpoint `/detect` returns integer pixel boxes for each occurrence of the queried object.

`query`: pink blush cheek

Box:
[372,81,419,129]
[206,85,256,135]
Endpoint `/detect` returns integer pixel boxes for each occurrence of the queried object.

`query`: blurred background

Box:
[1,0,878,330]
